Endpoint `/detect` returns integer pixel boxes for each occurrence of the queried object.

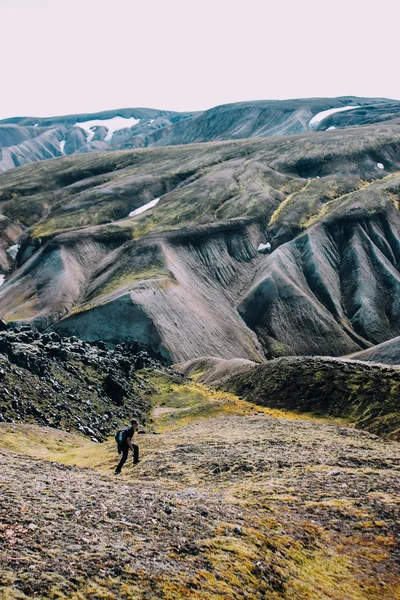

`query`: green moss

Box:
[32,211,88,237]
[139,372,222,432]
[269,180,312,226]
[139,371,276,432]
[91,266,170,299]
[226,358,400,440]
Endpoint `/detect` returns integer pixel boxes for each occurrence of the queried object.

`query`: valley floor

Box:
[0,375,399,599]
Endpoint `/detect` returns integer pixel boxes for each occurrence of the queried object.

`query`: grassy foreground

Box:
[1,371,399,599]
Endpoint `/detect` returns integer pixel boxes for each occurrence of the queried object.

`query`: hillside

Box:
[348,336,400,365]
[1,96,399,173]
[1,369,399,600]
[177,355,400,439]
[1,123,400,361]
[1,124,400,597]
[0,322,175,438]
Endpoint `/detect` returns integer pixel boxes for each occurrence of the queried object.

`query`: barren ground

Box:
[0,373,399,599]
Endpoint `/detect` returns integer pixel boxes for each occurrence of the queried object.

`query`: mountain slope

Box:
[1,124,400,361]
[349,336,400,365]
[176,354,400,439]
[0,107,195,173]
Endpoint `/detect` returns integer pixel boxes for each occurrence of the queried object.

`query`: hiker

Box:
[115,418,139,474]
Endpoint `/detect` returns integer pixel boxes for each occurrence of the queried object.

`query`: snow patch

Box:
[0,275,4,286]
[377,163,384,169]
[7,244,20,260]
[257,242,271,254]
[33,123,39,127]
[148,119,155,125]
[309,106,358,130]
[60,140,66,155]
[74,116,140,143]
[327,126,336,130]
[129,198,160,217]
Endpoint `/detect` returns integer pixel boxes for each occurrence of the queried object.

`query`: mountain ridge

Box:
[2,96,400,173]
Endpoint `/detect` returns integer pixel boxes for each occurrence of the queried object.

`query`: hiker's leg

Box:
[132,444,139,464]
[116,446,129,473]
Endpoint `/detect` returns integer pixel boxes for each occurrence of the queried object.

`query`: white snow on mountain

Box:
[377,163,384,169]
[74,116,141,142]
[257,242,271,254]
[309,106,358,129]
[129,198,160,217]
[60,140,66,155]
[6,244,20,259]
[0,275,4,287]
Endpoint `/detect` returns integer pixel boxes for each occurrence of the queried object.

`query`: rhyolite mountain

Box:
[2,96,400,173]
[2,104,400,364]
[2,98,400,600]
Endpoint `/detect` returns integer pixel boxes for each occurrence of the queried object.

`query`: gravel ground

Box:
[1,413,399,599]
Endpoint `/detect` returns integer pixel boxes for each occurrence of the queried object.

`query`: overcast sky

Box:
[1,0,398,119]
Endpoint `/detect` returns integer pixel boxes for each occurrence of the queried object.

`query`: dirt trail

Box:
[0,376,399,599]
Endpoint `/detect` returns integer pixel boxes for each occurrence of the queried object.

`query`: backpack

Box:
[115,429,127,454]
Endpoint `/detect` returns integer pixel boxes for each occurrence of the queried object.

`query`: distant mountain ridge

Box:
[1,96,400,173]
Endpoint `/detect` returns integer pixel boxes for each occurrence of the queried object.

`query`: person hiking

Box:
[115,418,139,474]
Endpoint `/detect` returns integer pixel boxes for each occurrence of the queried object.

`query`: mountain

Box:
[2,97,400,600]
[1,96,400,173]
[1,120,400,363]
[348,335,400,364]
[0,107,196,173]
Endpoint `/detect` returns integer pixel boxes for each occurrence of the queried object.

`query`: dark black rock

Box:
[117,357,132,374]
[93,341,108,351]
[134,352,152,370]
[15,333,31,343]
[40,334,52,345]
[8,344,49,377]
[14,325,33,333]
[45,344,68,360]
[104,371,130,404]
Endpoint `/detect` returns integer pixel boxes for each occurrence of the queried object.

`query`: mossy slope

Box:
[223,356,400,439]
[1,368,399,599]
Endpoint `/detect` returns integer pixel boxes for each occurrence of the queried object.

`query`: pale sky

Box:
[1,0,398,119]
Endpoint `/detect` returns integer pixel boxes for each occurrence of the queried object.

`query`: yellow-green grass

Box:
[1,369,399,600]
[0,424,114,471]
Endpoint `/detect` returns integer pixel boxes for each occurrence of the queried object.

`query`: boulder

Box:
[104,371,130,405]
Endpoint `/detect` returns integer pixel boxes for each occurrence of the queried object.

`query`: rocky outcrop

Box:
[0,324,176,439]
